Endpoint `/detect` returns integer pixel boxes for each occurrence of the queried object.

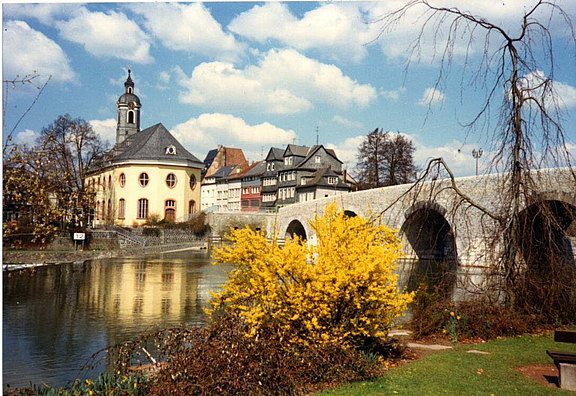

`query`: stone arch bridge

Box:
[209,168,575,300]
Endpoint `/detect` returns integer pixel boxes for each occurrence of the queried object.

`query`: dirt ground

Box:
[515,364,559,388]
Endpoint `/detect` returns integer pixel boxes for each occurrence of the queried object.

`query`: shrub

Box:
[133,315,381,396]
[184,212,210,237]
[409,286,542,341]
[409,284,452,338]
[210,203,413,348]
[144,213,161,226]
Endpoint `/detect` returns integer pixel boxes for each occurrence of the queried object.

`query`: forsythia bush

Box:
[210,203,413,347]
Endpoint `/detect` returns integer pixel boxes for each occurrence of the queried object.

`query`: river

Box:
[3,250,231,389]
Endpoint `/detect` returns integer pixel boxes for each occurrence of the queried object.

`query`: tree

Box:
[210,203,413,347]
[356,128,417,189]
[3,115,108,244]
[376,1,576,318]
[3,73,51,156]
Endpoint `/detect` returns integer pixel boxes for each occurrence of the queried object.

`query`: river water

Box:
[3,250,231,389]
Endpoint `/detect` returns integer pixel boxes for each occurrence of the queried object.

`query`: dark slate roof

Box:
[118,92,141,106]
[213,165,237,179]
[284,144,309,157]
[297,167,349,190]
[265,147,284,161]
[101,123,203,168]
[297,145,342,169]
[203,148,218,170]
[242,161,266,178]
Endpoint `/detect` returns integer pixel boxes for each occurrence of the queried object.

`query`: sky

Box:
[3,1,576,177]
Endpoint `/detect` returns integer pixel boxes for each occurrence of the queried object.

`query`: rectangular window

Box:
[242,200,249,207]
[118,199,125,219]
[251,199,259,207]
[138,199,149,219]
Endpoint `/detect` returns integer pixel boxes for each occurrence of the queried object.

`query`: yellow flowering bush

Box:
[210,203,413,347]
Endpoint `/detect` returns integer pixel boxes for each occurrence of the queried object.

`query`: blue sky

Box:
[3,1,576,176]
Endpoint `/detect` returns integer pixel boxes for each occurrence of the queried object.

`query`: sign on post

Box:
[73,232,86,250]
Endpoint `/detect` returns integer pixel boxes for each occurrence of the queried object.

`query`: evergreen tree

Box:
[356,128,416,189]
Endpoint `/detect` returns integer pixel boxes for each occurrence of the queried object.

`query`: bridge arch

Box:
[399,201,458,294]
[516,197,576,317]
[343,210,358,218]
[285,219,307,241]
[518,198,575,270]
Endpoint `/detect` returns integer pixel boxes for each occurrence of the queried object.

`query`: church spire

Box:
[124,69,134,94]
[116,69,141,145]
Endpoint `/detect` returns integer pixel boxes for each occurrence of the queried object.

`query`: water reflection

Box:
[3,250,231,389]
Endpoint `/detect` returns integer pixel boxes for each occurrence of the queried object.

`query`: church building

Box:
[86,70,204,226]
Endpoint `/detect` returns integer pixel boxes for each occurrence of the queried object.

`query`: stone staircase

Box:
[108,225,147,248]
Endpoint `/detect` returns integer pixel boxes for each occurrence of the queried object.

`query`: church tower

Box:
[116,69,141,145]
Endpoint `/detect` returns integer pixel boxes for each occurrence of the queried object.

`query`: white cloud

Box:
[3,3,81,25]
[56,8,152,64]
[519,70,576,110]
[90,118,117,145]
[417,87,445,106]
[328,131,486,177]
[364,0,576,64]
[332,116,364,130]
[171,113,297,158]
[3,20,76,83]
[15,129,39,146]
[130,3,244,62]
[326,135,365,170]
[229,3,376,63]
[381,87,406,101]
[176,49,377,114]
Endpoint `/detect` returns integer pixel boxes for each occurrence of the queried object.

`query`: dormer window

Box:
[328,176,337,184]
[165,145,177,155]
[284,156,293,166]
[315,155,321,164]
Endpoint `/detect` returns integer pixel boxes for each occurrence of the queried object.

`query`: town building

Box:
[241,161,266,212]
[86,71,204,226]
[200,145,247,211]
[261,147,285,212]
[261,144,351,211]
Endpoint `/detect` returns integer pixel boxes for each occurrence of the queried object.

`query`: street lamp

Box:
[472,149,483,176]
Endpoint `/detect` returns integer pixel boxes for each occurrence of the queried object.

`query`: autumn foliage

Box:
[210,203,413,348]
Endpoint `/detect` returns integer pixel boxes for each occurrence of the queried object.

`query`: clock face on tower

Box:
[129,102,135,109]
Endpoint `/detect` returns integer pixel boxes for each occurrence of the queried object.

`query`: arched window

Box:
[138,199,149,219]
[165,200,176,222]
[108,175,112,190]
[166,173,177,188]
[127,87,133,94]
[189,174,197,190]
[189,200,196,215]
[107,199,111,221]
[118,198,125,219]
[119,173,126,187]
[96,201,101,220]
[139,172,149,187]
[128,110,135,124]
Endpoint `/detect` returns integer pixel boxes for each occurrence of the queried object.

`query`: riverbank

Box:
[2,241,207,269]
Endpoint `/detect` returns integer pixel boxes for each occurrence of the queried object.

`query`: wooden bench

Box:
[547,330,576,390]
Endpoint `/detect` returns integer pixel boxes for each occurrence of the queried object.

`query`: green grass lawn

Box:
[319,332,576,396]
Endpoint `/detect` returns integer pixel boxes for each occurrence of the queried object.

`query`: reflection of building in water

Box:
[79,259,200,324]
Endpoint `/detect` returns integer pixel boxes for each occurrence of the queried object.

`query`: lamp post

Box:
[472,149,483,176]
